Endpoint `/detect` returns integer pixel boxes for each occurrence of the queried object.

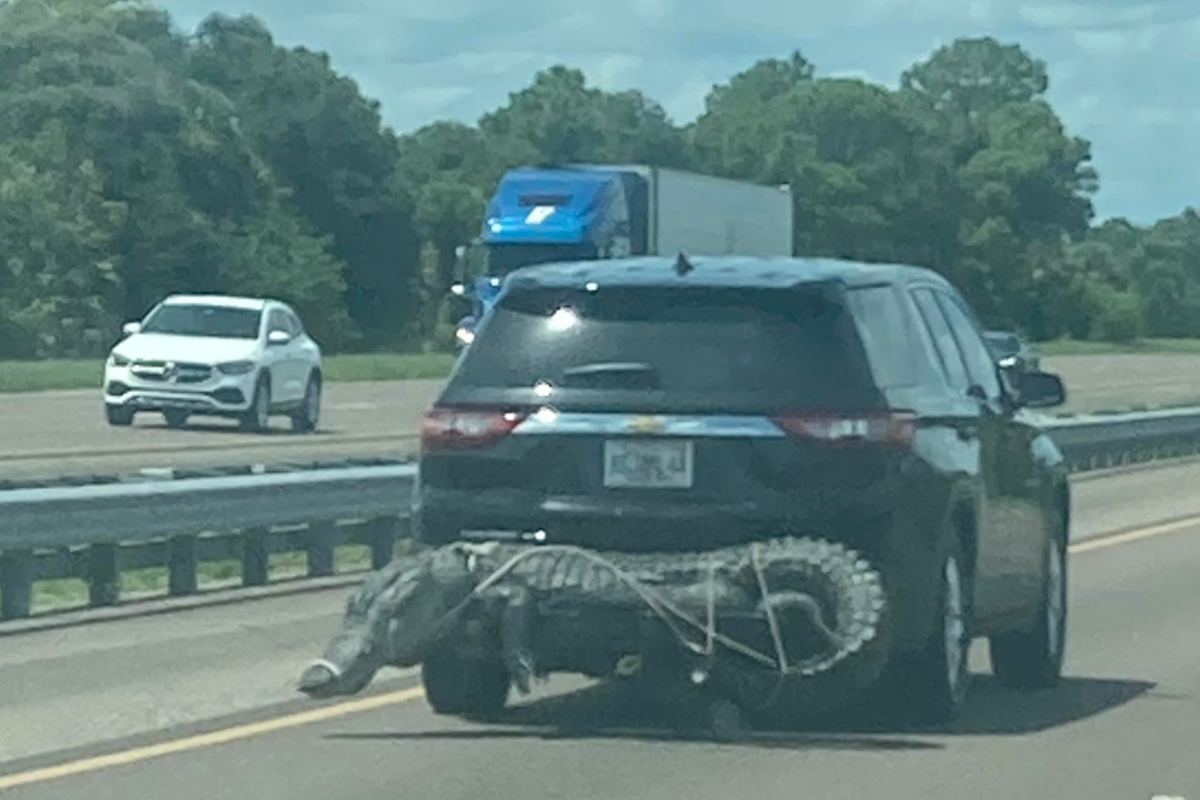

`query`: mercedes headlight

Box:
[109,352,131,367]
[217,360,256,375]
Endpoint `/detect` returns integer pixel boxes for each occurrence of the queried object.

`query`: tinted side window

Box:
[937,293,1002,401]
[911,289,969,390]
[267,309,290,335]
[845,285,917,387]
[285,310,304,337]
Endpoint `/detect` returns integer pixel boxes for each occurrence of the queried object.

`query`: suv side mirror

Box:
[267,329,292,346]
[122,321,142,337]
[1015,370,1066,409]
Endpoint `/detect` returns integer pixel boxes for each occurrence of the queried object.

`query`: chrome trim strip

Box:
[511,411,787,438]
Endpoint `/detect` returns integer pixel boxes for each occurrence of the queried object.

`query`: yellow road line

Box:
[3,514,1199,792]
[0,687,425,792]
[1070,514,1200,554]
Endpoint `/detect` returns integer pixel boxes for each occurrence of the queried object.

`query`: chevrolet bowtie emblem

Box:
[628,415,666,434]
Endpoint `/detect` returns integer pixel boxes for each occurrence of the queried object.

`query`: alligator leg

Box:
[495,584,536,695]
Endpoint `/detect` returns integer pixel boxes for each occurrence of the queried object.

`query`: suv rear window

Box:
[450,284,885,409]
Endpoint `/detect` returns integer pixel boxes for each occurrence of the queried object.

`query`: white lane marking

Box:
[1071,515,1200,554]
[327,402,378,411]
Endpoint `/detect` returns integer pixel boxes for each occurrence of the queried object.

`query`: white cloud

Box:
[1019,2,1158,29]
[593,54,645,92]
[1072,23,1167,53]
[1072,29,1129,52]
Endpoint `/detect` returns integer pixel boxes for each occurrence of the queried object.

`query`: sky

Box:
[159,0,1200,226]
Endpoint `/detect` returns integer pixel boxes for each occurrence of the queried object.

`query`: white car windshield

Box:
[141,305,263,340]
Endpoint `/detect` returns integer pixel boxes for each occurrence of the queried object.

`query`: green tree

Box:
[0,141,123,357]
[188,13,422,347]
[0,0,365,352]
[901,37,1097,335]
[1131,210,1200,337]
[480,65,688,167]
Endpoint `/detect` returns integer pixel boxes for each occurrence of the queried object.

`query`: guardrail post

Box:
[243,528,270,587]
[168,535,198,596]
[0,550,34,620]
[368,516,398,570]
[306,521,336,578]
[88,544,120,607]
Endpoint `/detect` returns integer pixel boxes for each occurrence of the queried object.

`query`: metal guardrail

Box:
[1040,406,1200,472]
[0,463,417,620]
[4,407,1200,622]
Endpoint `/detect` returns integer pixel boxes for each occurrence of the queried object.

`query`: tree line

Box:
[1,0,1196,359]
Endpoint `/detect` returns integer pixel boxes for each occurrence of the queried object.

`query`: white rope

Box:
[705,554,717,657]
[418,542,844,680]
[467,544,786,670]
[750,542,789,674]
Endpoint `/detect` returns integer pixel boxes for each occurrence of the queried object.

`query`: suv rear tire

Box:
[421,650,511,718]
[989,531,1066,689]
[889,529,974,724]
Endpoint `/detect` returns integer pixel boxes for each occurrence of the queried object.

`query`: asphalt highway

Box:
[0,380,441,480]
[6,352,1200,481]
[2,462,1199,798]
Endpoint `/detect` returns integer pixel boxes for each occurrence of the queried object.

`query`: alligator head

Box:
[298,544,487,698]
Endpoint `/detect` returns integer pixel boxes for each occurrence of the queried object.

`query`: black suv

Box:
[415,255,1071,719]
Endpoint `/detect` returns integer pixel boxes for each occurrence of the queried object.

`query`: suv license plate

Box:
[603,439,694,489]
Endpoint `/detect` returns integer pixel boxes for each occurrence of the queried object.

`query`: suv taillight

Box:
[420,407,528,451]
[772,412,916,446]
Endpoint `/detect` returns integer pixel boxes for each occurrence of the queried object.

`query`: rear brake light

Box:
[421,407,528,450]
[772,412,916,446]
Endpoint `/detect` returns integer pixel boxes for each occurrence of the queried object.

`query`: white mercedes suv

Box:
[103,295,323,432]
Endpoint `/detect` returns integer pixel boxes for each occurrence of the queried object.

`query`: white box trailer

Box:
[628,166,795,258]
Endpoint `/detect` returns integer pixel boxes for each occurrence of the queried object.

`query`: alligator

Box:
[299,536,890,725]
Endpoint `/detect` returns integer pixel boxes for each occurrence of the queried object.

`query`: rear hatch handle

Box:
[560,362,660,389]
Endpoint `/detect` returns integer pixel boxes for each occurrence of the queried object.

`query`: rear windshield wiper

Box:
[559,362,660,389]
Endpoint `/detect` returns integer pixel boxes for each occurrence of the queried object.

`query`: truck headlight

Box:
[455,327,475,346]
[217,360,256,375]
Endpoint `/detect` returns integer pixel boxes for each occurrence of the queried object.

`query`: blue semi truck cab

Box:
[451,163,793,347]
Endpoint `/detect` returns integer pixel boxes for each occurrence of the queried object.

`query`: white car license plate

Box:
[603,439,694,489]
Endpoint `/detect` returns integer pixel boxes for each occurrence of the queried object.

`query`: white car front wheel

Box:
[241,374,271,433]
[106,405,134,427]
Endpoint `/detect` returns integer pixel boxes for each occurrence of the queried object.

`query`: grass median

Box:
[0,352,457,394]
[25,548,371,615]
[12,538,426,617]
[1040,338,1200,357]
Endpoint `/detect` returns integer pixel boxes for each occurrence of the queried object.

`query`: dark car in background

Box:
[414,255,1071,722]
[984,330,1041,372]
